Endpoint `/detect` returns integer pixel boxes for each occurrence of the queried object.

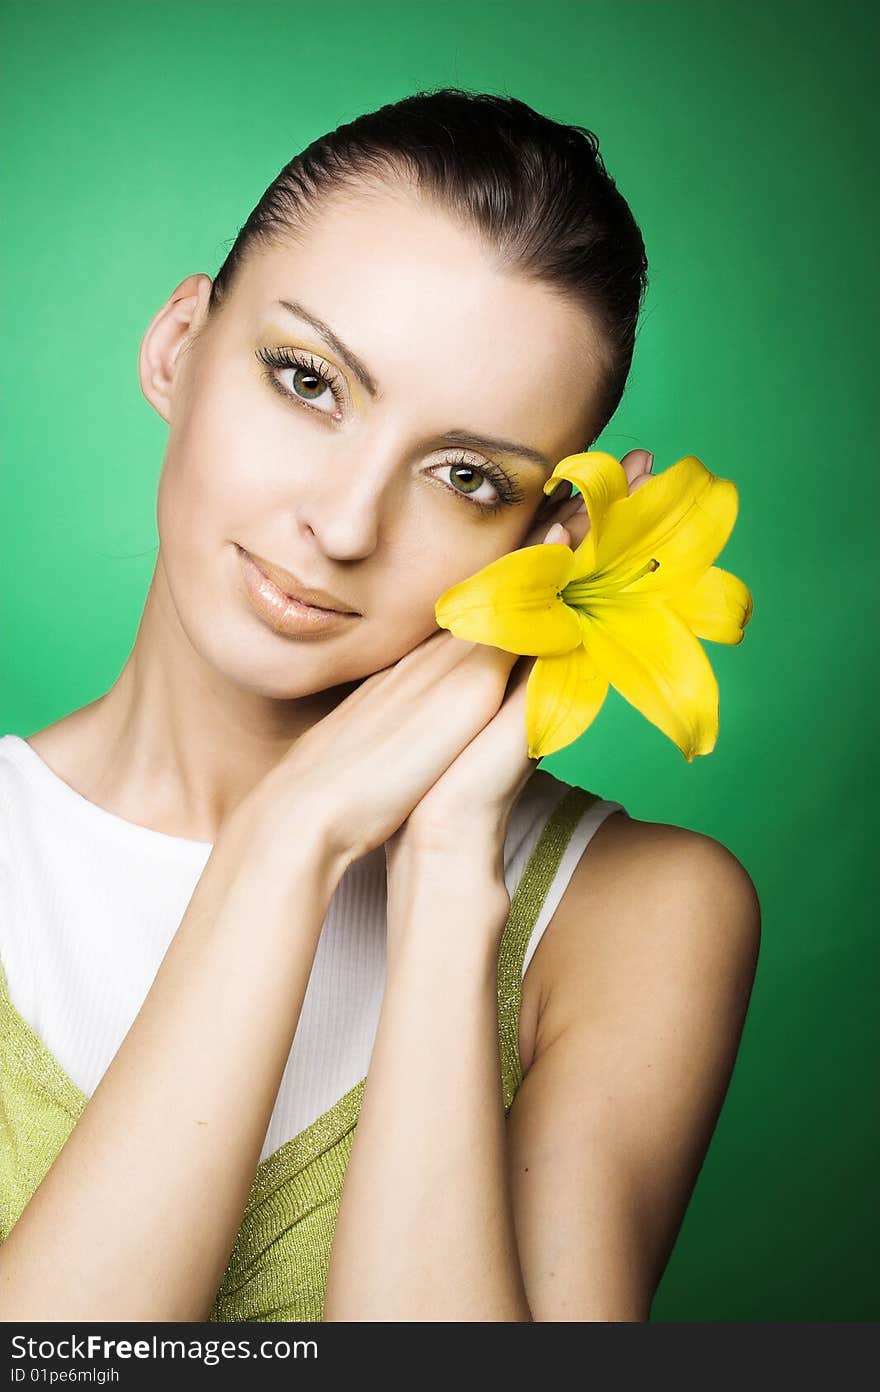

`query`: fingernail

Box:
[645,453,654,472]
[543,522,565,543]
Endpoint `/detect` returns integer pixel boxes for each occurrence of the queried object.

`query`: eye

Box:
[255,345,345,417]
[256,347,527,517]
[428,451,526,515]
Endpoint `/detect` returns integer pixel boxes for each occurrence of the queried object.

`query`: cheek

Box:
[373,532,516,644]
[418,526,526,594]
[156,447,227,578]
[157,389,266,560]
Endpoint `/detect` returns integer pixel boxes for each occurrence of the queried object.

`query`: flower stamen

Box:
[562,557,660,607]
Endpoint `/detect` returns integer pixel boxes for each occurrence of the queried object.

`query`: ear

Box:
[138,272,213,424]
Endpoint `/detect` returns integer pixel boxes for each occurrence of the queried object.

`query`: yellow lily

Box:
[434,451,754,762]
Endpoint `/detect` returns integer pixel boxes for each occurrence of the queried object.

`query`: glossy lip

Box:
[237,546,360,638]
[236,545,360,614]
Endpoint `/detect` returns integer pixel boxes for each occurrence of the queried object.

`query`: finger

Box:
[563,453,653,515]
[498,653,543,779]
[620,448,654,485]
[522,452,655,550]
[628,471,654,493]
[520,482,573,547]
[559,454,656,546]
[549,450,651,518]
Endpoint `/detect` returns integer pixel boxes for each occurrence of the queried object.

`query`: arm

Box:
[0,616,577,1323]
[323,819,760,1322]
[321,448,686,1320]
[323,839,531,1321]
[0,809,345,1322]
[506,819,762,1320]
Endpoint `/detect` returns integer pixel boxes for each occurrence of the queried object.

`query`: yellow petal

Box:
[525,645,610,759]
[591,456,739,596]
[543,451,629,575]
[579,601,719,761]
[667,566,754,644]
[434,542,581,656]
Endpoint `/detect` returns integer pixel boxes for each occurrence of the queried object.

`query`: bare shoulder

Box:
[509,810,762,1318]
[562,808,762,923]
[519,809,762,1073]
[22,702,105,782]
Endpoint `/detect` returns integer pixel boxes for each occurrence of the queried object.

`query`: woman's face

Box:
[149,182,605,699]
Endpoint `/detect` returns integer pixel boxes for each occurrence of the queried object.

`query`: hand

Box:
[225,451,654,895]
[226,623,523,885]
[387,450,655,873]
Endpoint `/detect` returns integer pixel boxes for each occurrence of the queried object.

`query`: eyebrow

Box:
[272,297,552,471]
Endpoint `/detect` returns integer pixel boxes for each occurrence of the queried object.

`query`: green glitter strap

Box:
[496,785,599,1113]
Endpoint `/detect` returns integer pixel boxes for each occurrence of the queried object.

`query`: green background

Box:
[1,0,876,1321]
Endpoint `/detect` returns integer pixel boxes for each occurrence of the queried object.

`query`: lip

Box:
[237,546,360,637]
[239,547,359,614]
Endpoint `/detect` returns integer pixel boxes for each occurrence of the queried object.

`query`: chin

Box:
[202,605,438,701]
[244,636,406,702]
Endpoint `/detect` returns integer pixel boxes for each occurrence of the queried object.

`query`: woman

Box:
[0,88,760,1322]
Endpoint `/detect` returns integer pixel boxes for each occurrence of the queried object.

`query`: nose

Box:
[293,462,395,560]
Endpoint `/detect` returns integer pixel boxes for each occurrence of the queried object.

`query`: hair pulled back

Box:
[208,86,648,445]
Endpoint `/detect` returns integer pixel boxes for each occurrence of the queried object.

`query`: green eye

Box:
[429,451,526,515]
[449,464,484,495]
[256,345,345,416]
[290,366,327,401]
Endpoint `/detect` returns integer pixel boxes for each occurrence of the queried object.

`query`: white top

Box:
[0,732,625,1163]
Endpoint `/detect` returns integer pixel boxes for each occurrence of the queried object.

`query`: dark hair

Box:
[207,86,648,448]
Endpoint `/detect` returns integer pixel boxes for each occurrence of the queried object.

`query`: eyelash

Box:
[254,344,526,516]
